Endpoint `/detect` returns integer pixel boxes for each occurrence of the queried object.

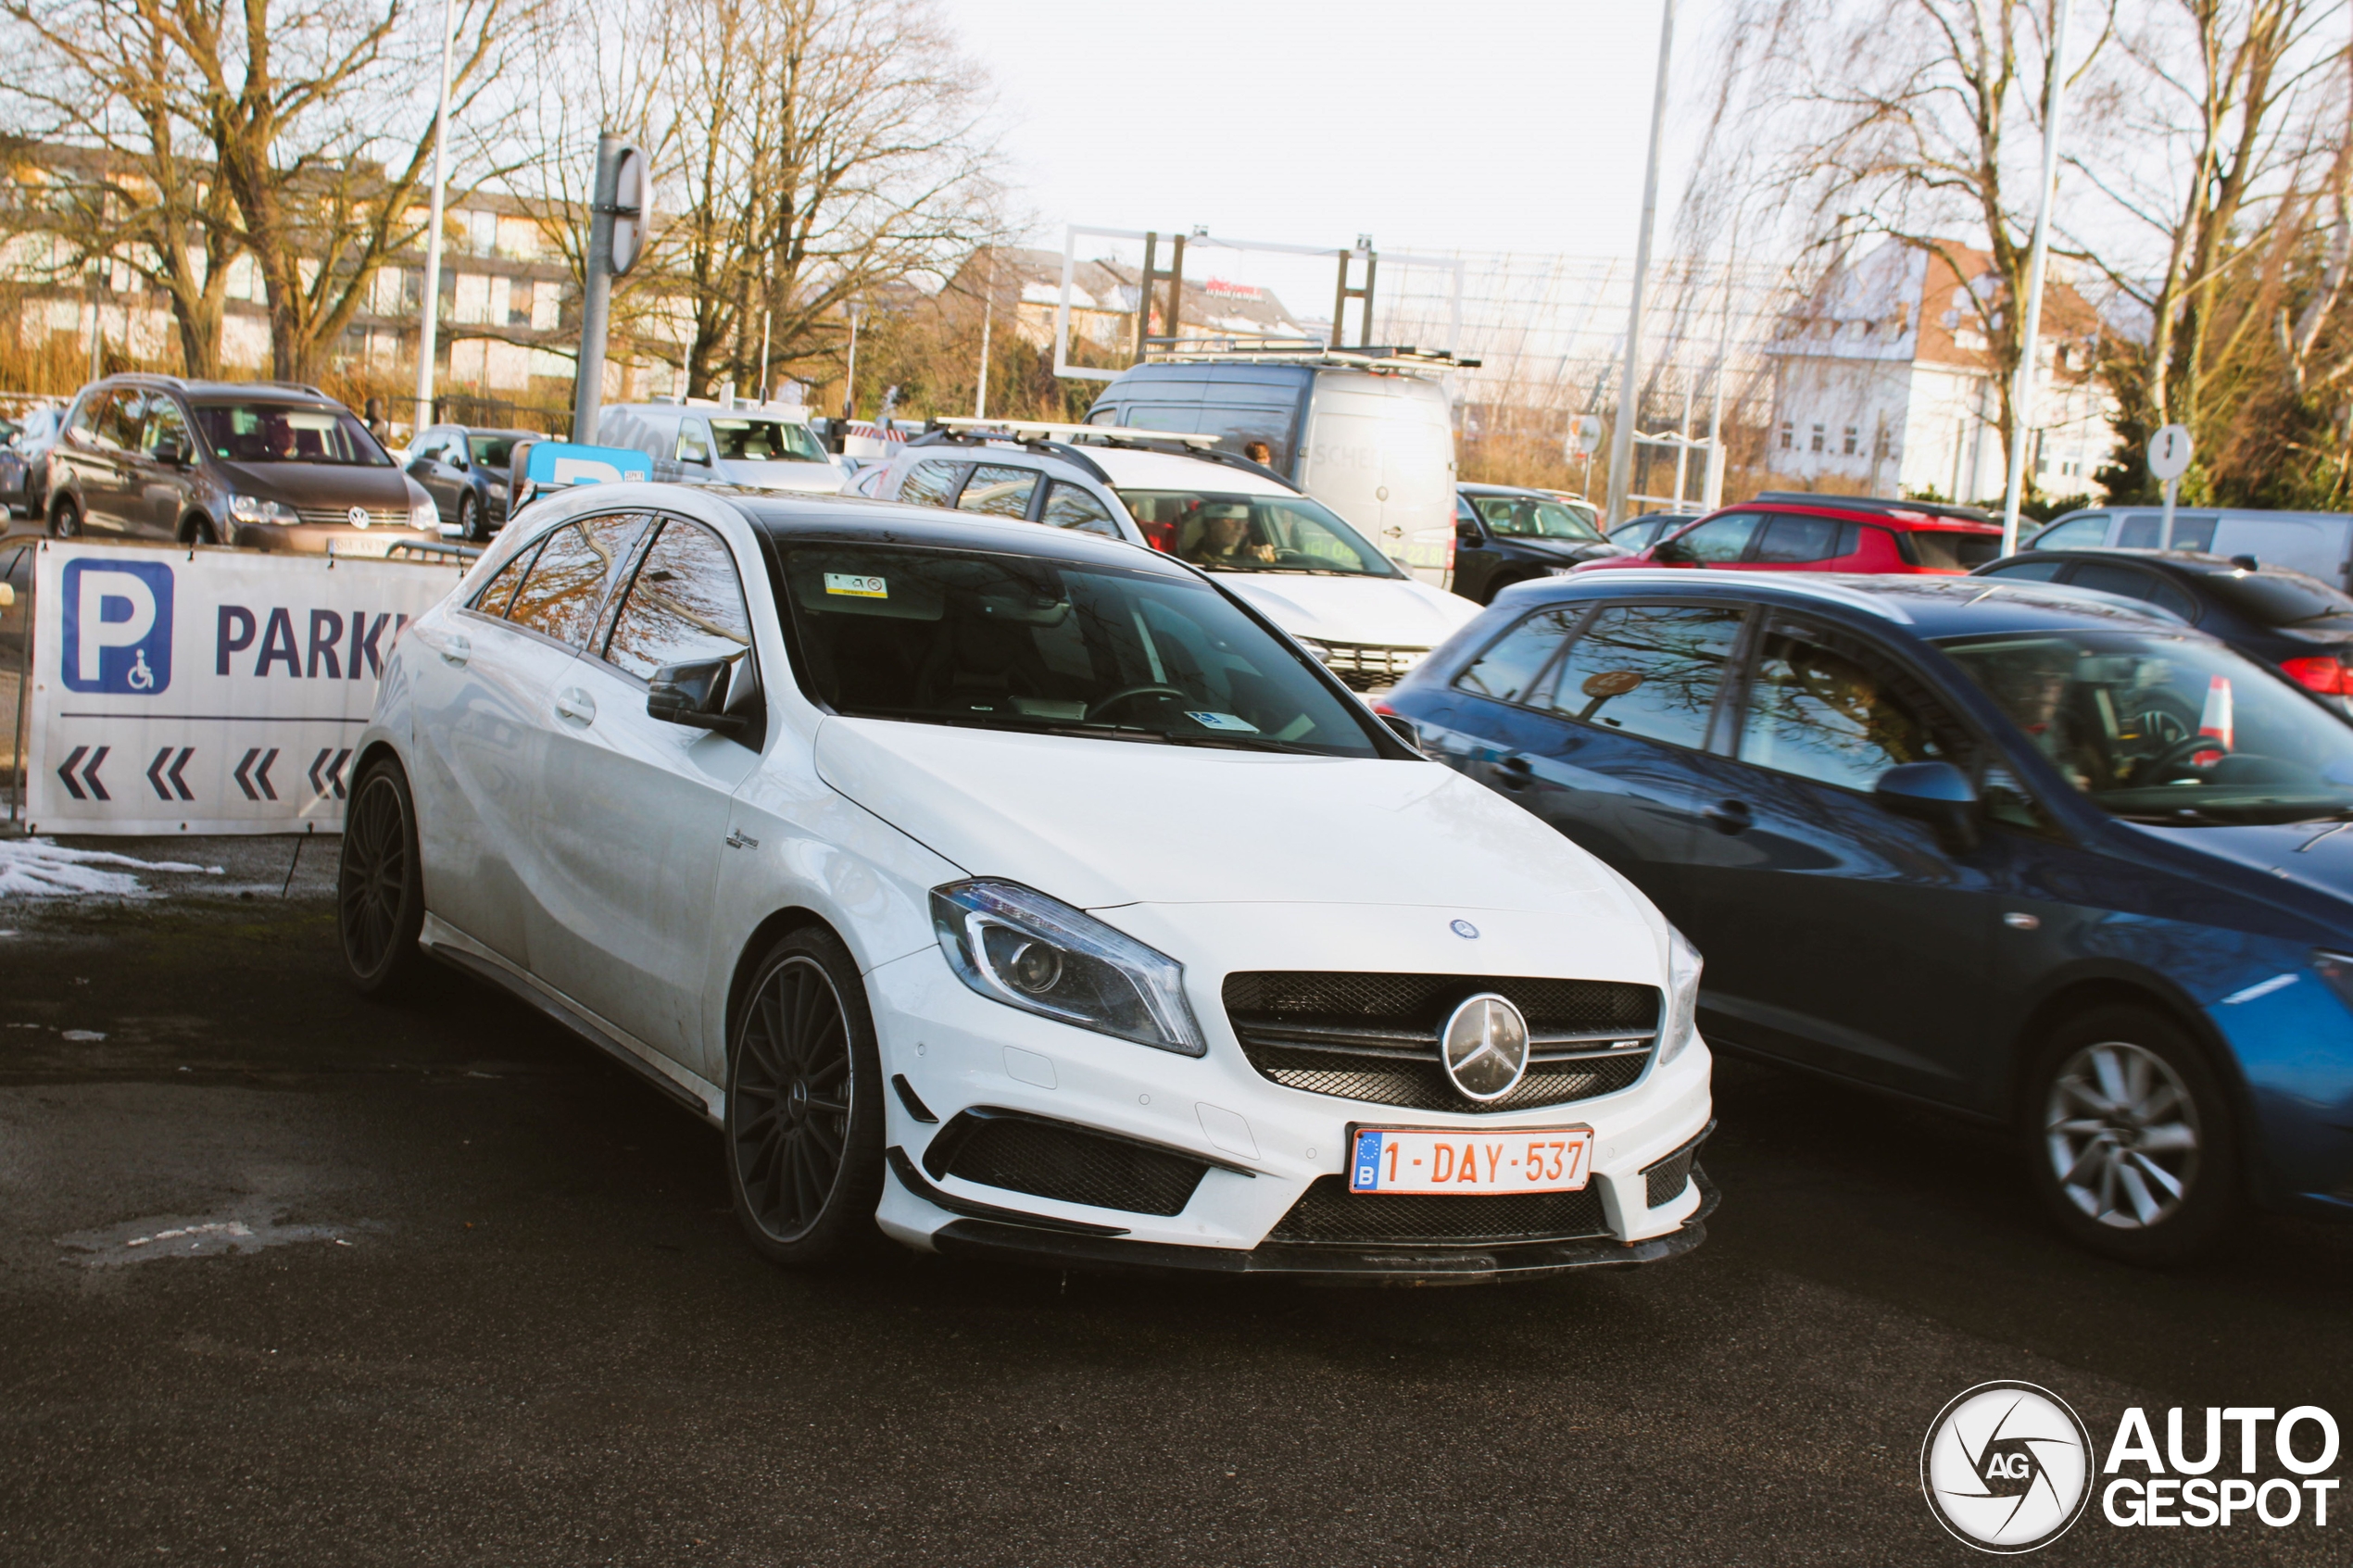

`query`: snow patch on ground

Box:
[0,838,223,897]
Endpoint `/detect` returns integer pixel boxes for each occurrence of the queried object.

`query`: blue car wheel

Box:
[2028,1004,2238,1264]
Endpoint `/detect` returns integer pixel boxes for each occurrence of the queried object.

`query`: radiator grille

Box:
[935,1114,1207,1217]
[293,505,411,529]
[1224,971,1658,1113]
[1269,1176,1612,1246]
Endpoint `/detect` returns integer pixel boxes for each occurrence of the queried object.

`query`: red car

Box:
[1572,493,2006,577]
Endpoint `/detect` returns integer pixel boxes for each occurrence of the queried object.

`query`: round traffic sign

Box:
[610,144,649,276]
[2147,423,2193,482]
[1571,414,1604,457]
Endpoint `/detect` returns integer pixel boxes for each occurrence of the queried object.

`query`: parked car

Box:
[598,401,844,494]
[1085,358,1461,587]
[866,420,1478,688]
[1453,483,1628,604]
[1974,548,2353,710]
[406,424,533,542]
[1577,493,2006,577]
[340,484,1715,1282]
[1383,568,2353,1262]
[1604,512,1698,553]
[1,405,66,520]
[2031,505,2353,592]
[44,375,438,553]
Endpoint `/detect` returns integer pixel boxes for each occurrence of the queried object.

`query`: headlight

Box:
[228,495,296,524]
[409,500,437,530]
[1657,924,1703,1065]
[930,879,1205,1056]
[487,479,508,497]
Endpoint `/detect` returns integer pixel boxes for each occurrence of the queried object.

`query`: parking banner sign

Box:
[22,541,460,834]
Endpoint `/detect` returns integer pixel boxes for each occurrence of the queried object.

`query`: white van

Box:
[2032,506,2353,590]
[1084,358,1460,589]
[598,401,846,494]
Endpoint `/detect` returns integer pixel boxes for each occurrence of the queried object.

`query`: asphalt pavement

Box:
[2,834,2348,1566]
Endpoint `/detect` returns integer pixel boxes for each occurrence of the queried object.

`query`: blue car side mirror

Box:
[1875,761,1981,855]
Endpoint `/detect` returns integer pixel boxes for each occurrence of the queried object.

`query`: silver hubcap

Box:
[2045,1041,2200,1230]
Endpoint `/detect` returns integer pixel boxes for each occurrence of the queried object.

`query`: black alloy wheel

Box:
[2025,1003,2238,1265]
[456,492,483,544]
[337,759,427,995]
[49,496,78,538]
[725,926,885,1266]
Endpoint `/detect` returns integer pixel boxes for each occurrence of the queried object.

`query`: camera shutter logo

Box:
[60,558,173,695]
[1922,1382,2093,1552]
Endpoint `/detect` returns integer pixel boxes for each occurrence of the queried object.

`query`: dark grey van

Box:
[2031,506,2353,590]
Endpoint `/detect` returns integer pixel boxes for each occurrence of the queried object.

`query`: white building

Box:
[1765,240,2112,503]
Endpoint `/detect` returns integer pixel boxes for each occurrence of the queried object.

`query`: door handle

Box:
[1494,754,1535,790]
[554,687,597,724]
[1702,798,1753,834]
[441,633,471,667]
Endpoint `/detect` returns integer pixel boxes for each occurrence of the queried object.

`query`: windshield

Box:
[2205,569,2353,628]
[195,403,390,466]
[467,433,520,470]
[1939,628,2353,825]
[711,418,828,463]
[778,543,1380,757]
[1474,494,1604,542]
[1116,489,1401,577]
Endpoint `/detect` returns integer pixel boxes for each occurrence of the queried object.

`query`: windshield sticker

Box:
[824,572,888,598]
[1183,710,1260,734]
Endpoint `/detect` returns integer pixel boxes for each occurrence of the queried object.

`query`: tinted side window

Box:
[1752,514,1843,564]
[2067,560,2161,602]
[1982,558,2067,582]
[957,463,1039,519]
[1736,619,1953,792]
[471,541,542,617]
[675,420,711,465]
[2116,513,2163,549]
[93,390,138,450]
[1674,512,1763,564]
[603,520,754,679]
[1041,481,1120,537]
[140,396,192,456]
[899,459,969,508]
[505,513,650,646]
[1540,605,1743,748]
[1454,608,1581,704]
[2029,514,2108,549]
[1193,403,1293,470]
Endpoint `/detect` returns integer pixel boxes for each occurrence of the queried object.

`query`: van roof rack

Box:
[1752,491,1998,526]
[917,418,1300,491]
[931,416,1217,450]
[1141,340,1481,371]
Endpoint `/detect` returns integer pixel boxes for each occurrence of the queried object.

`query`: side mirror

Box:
[152,437,190,468]
[648,657,748,734]
[1378,712,1422,749]
[1653,537,1695,565]
[1455,521,1481,546]
[1875,760,1980,854]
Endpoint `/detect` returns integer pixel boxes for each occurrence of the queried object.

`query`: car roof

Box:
[104,376,341,408]
[1748,491,2000,529]
[726,489,1200,571]
[1459,483,1562,498]
[1524,569,2190,639]
[1986,547,2333,586]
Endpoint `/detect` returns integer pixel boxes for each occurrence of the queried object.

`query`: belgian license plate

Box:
[1348,1125,1593,1195]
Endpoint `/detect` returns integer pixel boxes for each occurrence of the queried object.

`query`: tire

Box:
[2025,1004,2238,1264]
[337,759,428,996]
[724,925,886,1267]
[49,495,79,538]
[456,492,483,544]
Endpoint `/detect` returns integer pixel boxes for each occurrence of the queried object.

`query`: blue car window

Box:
[1541,604,1743,748]
[1453,608,1581,705]
[1737,620,1955,792]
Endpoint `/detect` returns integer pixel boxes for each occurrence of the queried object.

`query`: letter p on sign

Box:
[60,558,173,694]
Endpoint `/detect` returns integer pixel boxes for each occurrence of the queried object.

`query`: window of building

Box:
[1842,427,1858,456]
[1779,420,1793,451]
[1809,425,1826,454]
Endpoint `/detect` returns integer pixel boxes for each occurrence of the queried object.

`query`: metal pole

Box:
[2000,0,2074,556]
[2161,474,2178,546]
[975,277,993,420]
[841,303,862,423]
[571,132,621,445]
[411,0,457,434]
[758,306,771,405]
[1605,0,1676,528]
[8,549,31,829]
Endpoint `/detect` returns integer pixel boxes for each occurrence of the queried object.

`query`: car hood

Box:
[1210,573,1479,649]
[1497,536,1626,563]
[812,716,1624,915]
[717,458,847,494]
[212,459,416,507]
[2141,819,2353,894]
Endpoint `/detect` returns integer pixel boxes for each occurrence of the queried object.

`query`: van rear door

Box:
[2208,514,2353,588]
[1298,372,1458,589]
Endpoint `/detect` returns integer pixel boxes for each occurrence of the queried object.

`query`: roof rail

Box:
[1752,491,1997,526]
[931,416,1215,449]
[921,418,1302,493]
[1140,341,1482,372]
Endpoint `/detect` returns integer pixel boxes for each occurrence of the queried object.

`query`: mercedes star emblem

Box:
[1451,919,1479,939]
[1441,992,1529,1102]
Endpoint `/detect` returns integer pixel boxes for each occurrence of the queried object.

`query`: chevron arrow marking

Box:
[166,747,195,800]
[252,747,279,801]
[57,745,88,801]
[79,746,108,801]
[147,747,174,801]
[233,747,261,801]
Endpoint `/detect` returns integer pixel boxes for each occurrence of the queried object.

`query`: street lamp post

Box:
[1605,0,1676,529]
[410,0,457,436]
[1999,0,2075,555]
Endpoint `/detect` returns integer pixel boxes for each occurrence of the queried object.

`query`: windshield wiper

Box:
[1161,731,1332,756]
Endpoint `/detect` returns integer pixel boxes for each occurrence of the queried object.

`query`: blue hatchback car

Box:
[1382,569,2353,1262]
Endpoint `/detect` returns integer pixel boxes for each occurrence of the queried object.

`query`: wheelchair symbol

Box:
[125,647,157,690]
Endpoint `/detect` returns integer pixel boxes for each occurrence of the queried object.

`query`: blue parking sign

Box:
[60,558,173,695]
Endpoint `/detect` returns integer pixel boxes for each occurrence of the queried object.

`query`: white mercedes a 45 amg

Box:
[339,482,1715,1283]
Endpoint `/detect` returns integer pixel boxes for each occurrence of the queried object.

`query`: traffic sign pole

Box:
[2147,423,2192,553]
[571,136,646,447]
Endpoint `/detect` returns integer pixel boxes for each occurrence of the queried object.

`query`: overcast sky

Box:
[937,0,1729,264]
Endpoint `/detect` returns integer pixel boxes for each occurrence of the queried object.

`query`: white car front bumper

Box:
[863,933,1715,1284]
